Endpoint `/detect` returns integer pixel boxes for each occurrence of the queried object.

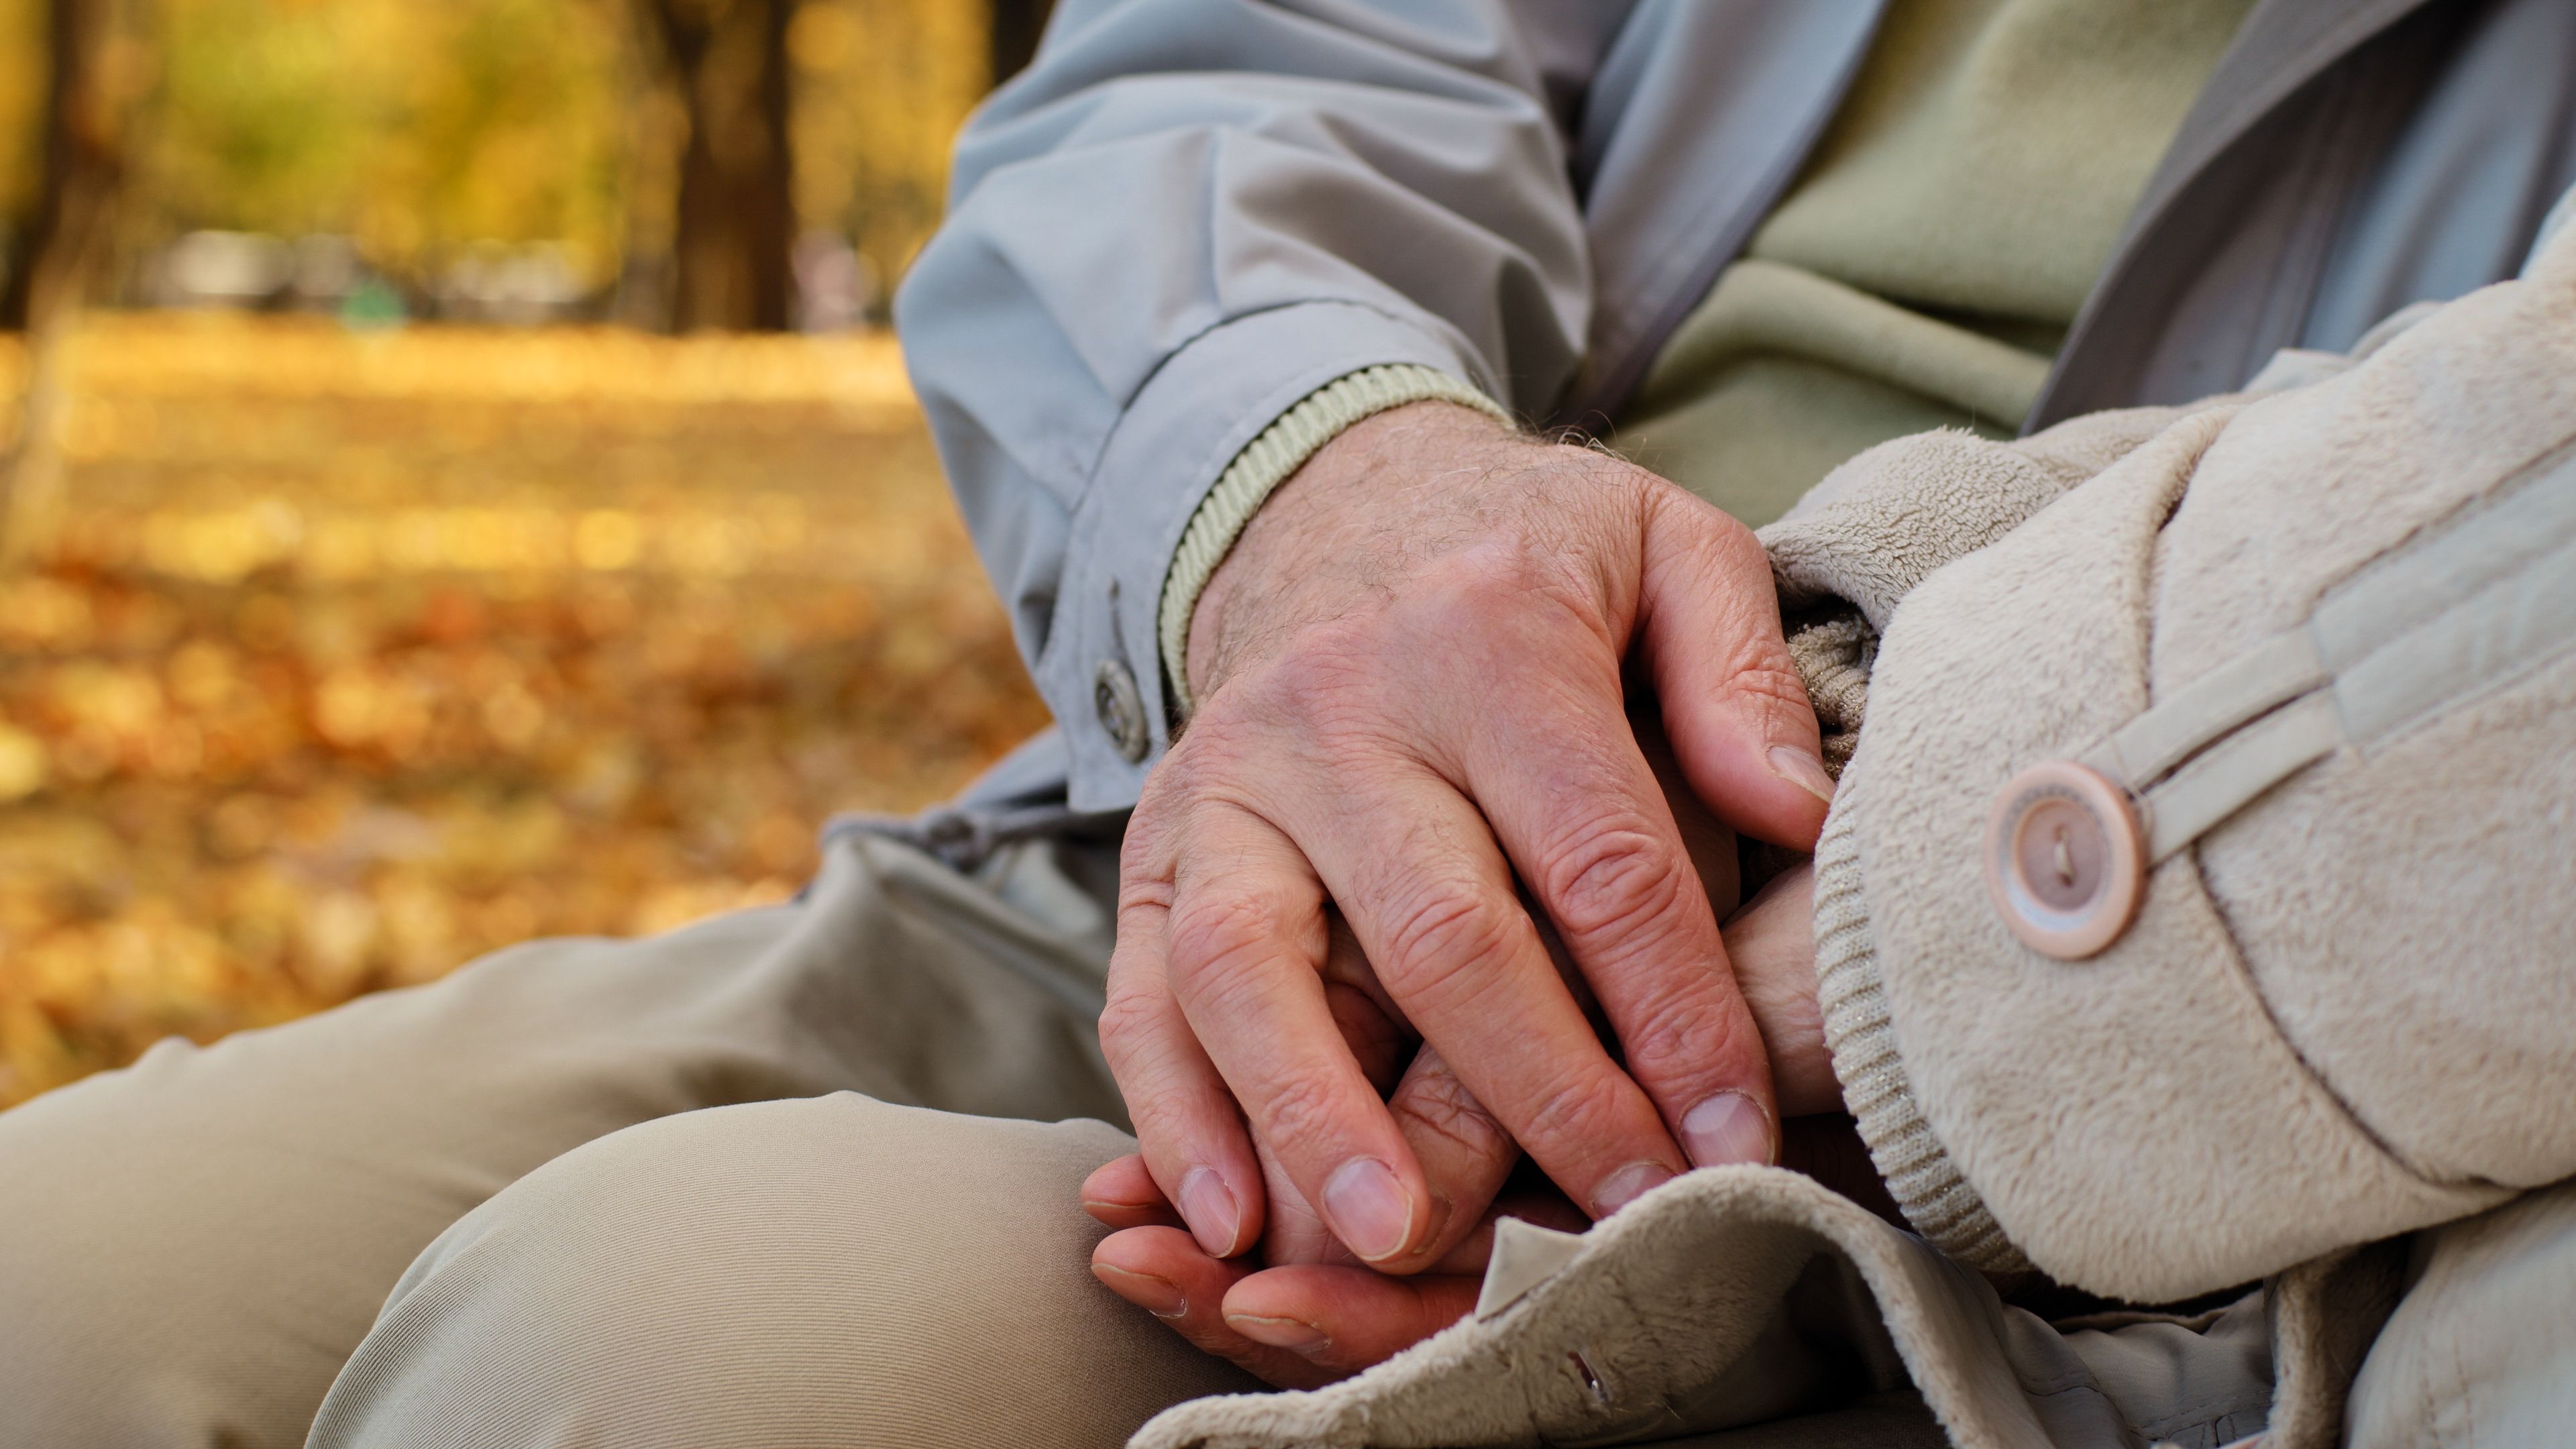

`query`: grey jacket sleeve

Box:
[894,0,1633,810]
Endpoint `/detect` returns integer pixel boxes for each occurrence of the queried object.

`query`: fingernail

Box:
[1322,1157,1415,1263]
[1590,1160,1677,1218]
[1092,1264,1188,1319]
[1681,1091,1774,1167]
[1768,746,1837,805]
[1179,1167,1242,1256]
[1227,1313,1330,1355]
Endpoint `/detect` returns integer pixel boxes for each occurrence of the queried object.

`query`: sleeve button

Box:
[1093,658,1150,763]
[1982,759,2145,960]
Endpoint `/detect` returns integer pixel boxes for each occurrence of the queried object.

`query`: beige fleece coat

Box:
[1129,203,2576,1449]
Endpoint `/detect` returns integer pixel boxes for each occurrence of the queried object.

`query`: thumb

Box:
[1633,485,1833,851]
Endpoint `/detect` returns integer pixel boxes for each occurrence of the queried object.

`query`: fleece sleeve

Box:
[894,0,1636,809]
[1805,222,2576,1301]
[1757,403,2218,776]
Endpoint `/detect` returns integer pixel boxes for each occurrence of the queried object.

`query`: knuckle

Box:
[1116,873,1175,918]
[1228,626,1377,718]
[1252,1067,1348,1155]
[1519,1070,1636,1157]
[1166,892,1290,998]
[1124,1077,1218,1147]
[1750,678,1820,745]
[1198,637,1402,760]
[1541,822,1688,949]
[1118,802,1179,883]
[1411,548,1584,635]
[1395,1070,1510,1161]
[1617,987,1757,1088]
[1151,704,1298,804]
[1171,710,1256,769]
[1709,624,1814,711]
[1732,654,1813,714]
[1375,885,1521,1008]
[1138,746,1216,814]
[1094,984,1170,1069]
[1424,546,1537,600]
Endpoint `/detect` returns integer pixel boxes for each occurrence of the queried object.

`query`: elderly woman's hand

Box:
[1084,863,1871,1387]
[1080,1145,1587,1389]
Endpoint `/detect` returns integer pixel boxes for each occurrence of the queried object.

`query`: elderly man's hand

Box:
[1102,400,1836,1281]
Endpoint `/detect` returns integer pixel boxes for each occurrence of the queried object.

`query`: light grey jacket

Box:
[895,0,2576,811]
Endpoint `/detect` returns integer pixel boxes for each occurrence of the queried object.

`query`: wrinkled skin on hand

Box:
[1085,861,1875,1387]
[1090,401,1859,1385]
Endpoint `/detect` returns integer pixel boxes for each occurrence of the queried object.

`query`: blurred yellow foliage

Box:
[142,0,636,280]
[790,0,989,287]
[0,0,989,297]
[0,0,38,221]
[0,311,1052,1106]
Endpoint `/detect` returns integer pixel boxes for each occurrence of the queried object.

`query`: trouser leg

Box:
[0,826,1133,1449]
[307,1093,1256,1449]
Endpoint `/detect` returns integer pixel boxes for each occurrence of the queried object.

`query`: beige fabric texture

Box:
[1809,810,2023,1275]
[1766,400,2212,775]
[1760,298,2441,780]
[2346,1182,2576,1446]
[1822,218,2576,1303]
[0,826,1254,1448]
[1130,1167,2270,1449]
[1613,0,2255,525]
[307,1096,1244,1448]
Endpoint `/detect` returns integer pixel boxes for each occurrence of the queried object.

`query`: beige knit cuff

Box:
[1813,806,2031,1273]
[1156,364,1511,718]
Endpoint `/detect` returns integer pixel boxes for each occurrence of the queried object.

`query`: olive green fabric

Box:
[1615,0,2257,525]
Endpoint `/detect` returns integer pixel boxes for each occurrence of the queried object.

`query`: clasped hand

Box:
[1083,402,1845,1385]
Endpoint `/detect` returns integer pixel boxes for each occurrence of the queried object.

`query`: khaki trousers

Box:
[0,813,1260,1448]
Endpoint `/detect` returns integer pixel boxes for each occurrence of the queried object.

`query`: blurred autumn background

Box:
[0,0,1061,1106]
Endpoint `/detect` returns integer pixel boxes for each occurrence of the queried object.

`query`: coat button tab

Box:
[1094,659,1150,763]
[1982,759,2145,960]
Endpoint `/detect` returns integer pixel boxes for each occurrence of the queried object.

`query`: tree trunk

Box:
[2,0,129,566]
[639,0,797,333]
[989,0,1054,87]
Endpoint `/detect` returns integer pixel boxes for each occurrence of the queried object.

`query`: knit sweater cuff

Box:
[1813,806,2031,1273]
[1155,365,1511,718]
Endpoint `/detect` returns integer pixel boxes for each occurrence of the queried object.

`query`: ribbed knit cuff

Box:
[1813,806,2030,1273]
[1155,364,1511,718]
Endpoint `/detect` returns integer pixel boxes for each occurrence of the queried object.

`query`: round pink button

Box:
[1983,760,2145,960]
